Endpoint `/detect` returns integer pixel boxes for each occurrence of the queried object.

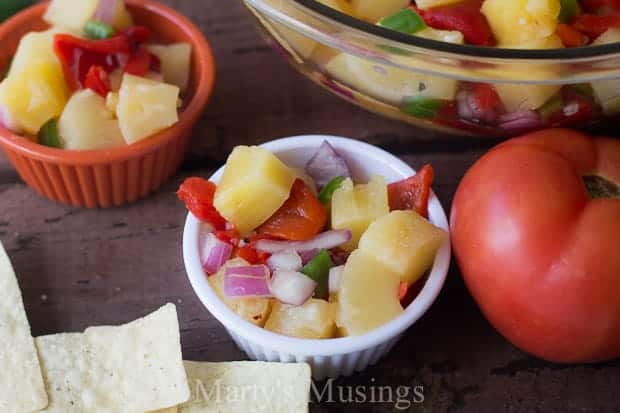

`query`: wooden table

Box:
[1,1,619,412]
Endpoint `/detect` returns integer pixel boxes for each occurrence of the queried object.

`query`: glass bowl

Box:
[243,0,620,138]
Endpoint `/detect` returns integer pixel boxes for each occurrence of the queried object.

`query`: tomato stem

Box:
[582,175,620,199]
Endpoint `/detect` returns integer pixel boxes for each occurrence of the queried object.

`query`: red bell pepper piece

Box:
[556,23,586,47]
[177,177,228,230]
[234,245,270,265]
[214,229,241,247]
[548,95,594,127]
[581,0,620,12]
[572,14,620,38]
[257,179,328,241]
[398,281,409,302]
[387,164,435,218]
[149,52,162,72]
[124,46,151,76]
[415,0,494,46]
[84,65,111,97]
[122,26,151,49]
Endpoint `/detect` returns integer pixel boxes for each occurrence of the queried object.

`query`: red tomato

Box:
[387,164,434,218]
[177,177,227,230]
[257,179,327,241]
[451,129,620,363]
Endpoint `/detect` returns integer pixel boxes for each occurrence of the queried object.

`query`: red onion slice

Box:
[225,265,270,278]
[268,270,317,306]
[305,141,352,188]
[224,274,272,298]
[328,265,344,295]
[498,110,542,131]
[299,249,320,265]
[93,0,118,25]
[200,233,233,275]
[254,230,352,254]
[267,250,302,272]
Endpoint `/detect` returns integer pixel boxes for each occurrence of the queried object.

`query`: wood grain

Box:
[0,1,618,412]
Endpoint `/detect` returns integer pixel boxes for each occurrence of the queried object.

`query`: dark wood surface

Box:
[1,1,619,412]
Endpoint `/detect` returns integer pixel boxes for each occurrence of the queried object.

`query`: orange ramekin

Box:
[0,0,216,208]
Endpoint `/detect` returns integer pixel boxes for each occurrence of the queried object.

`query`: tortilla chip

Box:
[179,361,311,413]
[0,242,48,413]
[36,304,189,412]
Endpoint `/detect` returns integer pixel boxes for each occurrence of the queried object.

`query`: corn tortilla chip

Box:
[0,242,48,413]
[179,361,311,413]
[36,304,189,412]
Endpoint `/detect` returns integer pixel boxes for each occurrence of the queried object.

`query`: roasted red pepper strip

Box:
[257,179,328,241]
[387,164,434,218]
[84,65,111,97]
[572,14,620,38]
[177,177,227,230]
[124,46,151,76]
[415,0,494,46]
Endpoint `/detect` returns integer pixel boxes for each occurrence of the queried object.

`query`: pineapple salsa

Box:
[314,0,620,134]
[178,142,447,339]
[0,0,192,150]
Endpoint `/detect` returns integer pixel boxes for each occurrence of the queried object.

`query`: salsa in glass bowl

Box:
[243,0,620,137]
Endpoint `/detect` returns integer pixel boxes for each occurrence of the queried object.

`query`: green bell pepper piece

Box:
[378,8,426,35]
[38,119,62,148]
[301,250,334,299]
[84,21,115,40]
[558,0,579,23]
[318,176,346,205]
[401,97,444,119]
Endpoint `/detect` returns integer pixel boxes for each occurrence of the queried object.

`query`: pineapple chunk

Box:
[416,0,462,9]
[146,43,192,92]
[44,0,99,32]
[105,92,119,114]
[265,299,336,339]
[0,61,69,135]
[9,29,62,77]
[58,90,124,150]
[324,34,461,106]
[116,74,180,144]
[481,0,561,46]
[214,146,297,234]
[358,210,446,284]
[108,0,134,30]
[209,258,274,327]
[331,176,390,251]
[590,29,620,114]
[264,0,351,59]
[491,35,563,112]
[347,0,409,22]
[337,250,403,336]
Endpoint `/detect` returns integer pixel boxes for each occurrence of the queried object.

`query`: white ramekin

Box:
[183,135,451,380]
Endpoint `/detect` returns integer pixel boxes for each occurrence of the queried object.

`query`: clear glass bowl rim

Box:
[289,0,620,60]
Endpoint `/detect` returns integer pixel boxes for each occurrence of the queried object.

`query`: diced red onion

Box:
[225,265,270,278]
[328,248,350,266]
[498,110,542,131]
[93,0,118,25]
[267,250,302,272]
[224,274,272,298]
[200,233,233,275]
[299,249,319,265]
[305,141,352,188]
[456,90,499,124]
[0,106,20,133]
[268,270,317,306]
[254,230,352,254]
[328,265,344,295]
